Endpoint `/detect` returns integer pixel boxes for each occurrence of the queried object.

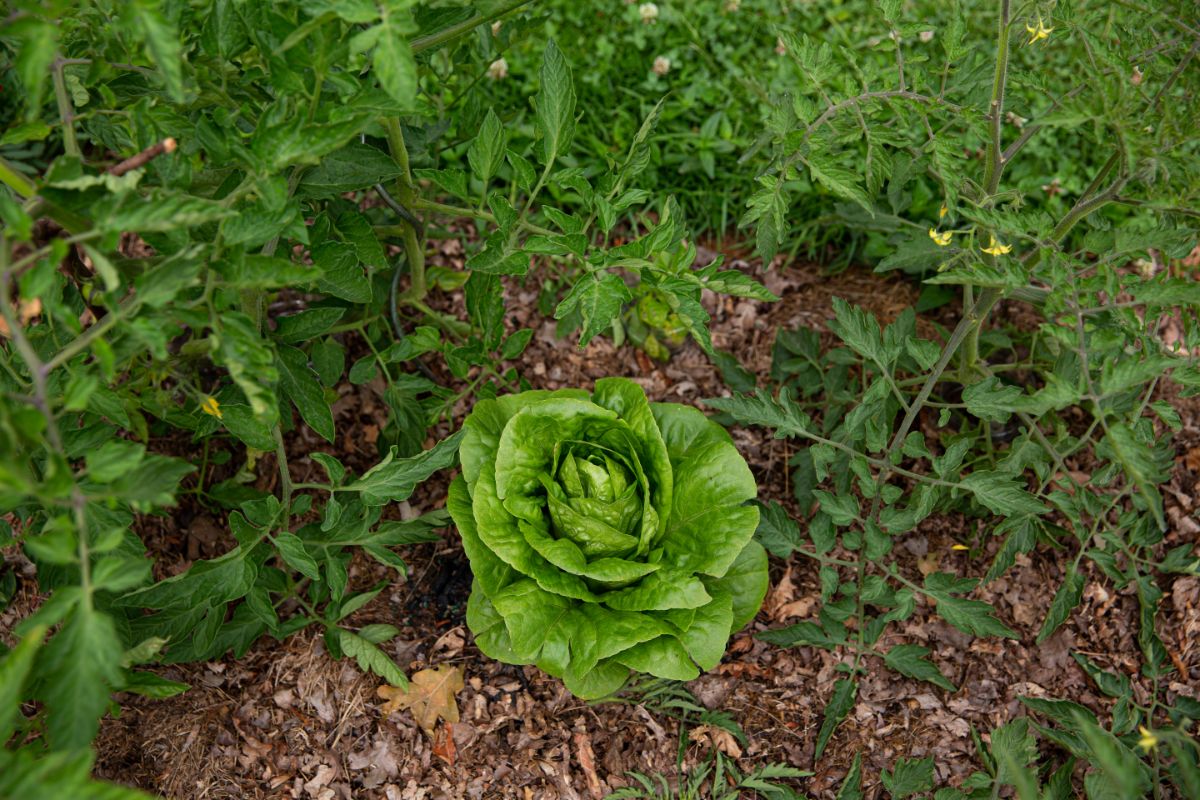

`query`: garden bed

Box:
[3,1,1199,798]
[74,253,1200,799]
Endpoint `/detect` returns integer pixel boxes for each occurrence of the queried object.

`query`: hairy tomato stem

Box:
[385,117,427,305]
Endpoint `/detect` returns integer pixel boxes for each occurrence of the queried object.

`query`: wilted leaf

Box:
[688,723,743,758]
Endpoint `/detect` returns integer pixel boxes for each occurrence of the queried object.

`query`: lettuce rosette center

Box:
[450,377,768,699]
[543,445,642,558]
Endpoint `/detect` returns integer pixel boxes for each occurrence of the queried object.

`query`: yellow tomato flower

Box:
[939,203,948,219]
[929,228,952,247]
[1026,16,1053,45]
[951,543,969,551]
[981,236,1012,256]
[201,395,223,419]
[1137,726,1158,751]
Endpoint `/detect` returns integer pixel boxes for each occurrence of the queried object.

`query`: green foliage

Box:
[0,0,776,784]
[449,377,769,698]
[825,703,1198,799]
[703,0,1200,787]
[911,698,1200,800]
[1,0,1197,793]
[0,627,156,799]
[0,1,743,792]
[604,678,808,800]
[881,757,934,799]
[606,757,807,800]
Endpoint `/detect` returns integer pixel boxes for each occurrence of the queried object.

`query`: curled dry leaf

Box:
[377,664,465,736]
[688,723,743,758]
[1184,445,1200,473]
[763,563,796,620]
[431,626,465,657]
[573,731,604,800]
[917,551,941,576]
[765,563,817,620]
[432,721,457,766]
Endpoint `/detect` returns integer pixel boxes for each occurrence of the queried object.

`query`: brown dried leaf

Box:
[727,634,755,655]
[689,723,743,758]
[763,563,797,622]
[431,626,465,657]
[432,721,457,766]
[21,297,42,324]
[573,731,604,800]
[377,664,465,736]
[775,596,817,621]
[715,662,770,679]
[0,298,43,338]
[362,424,380,445]
[917,551,941,576]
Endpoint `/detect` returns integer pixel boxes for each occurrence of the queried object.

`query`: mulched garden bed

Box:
[31,245,1196,798]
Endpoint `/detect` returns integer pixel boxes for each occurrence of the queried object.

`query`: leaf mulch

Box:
[10,245,1197,799]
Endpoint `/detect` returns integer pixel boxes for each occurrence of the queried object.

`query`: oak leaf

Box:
[377,664,464,736]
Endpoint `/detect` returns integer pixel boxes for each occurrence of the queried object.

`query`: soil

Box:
[5,242,1199,800]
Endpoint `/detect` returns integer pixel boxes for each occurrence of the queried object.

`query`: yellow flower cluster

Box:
[200,395,223,419]
[1138,726,1158,751]
[929,204,954,246]
[981,236,1012,256]
[1026,16,1053,45]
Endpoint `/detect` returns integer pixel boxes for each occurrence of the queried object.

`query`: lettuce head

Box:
[449,377,768,699]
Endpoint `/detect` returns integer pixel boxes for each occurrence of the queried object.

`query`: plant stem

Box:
[7,230,102,279]
[402,198,556,237]
[1022,152,1127,272]
[1002,83,1088,163]
[289,482,333,492]
[962,292,1004,379]
[409,0,534,54]
[274,426,293,533]
[792,548,874,570]
[1,268,58,453]
[981,0,1012,198]
[52,58,81,159]
[805,91,963,146]
[961,284,980,376]
[385,118,427,304]
[891,26,906,91]
[243,167,305,332]
[785,422,962,490]
[1147,38,1200,111]
[0,156,37,198]
[408,297,470,339]
[1050,174,1128,243]
[962,0,1013,375]
[1,236,93,607]
[892,288,1001,458]
[1022,40,1196,274]
[43,298,133,374]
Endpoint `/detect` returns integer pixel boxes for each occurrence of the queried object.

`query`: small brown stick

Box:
[107,137,177,176]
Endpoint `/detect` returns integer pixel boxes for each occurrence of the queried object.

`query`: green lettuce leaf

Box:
[660,438,759,577]
[706,539,770,630]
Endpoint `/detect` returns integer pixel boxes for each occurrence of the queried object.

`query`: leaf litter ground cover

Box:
[16,249,1185,798]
